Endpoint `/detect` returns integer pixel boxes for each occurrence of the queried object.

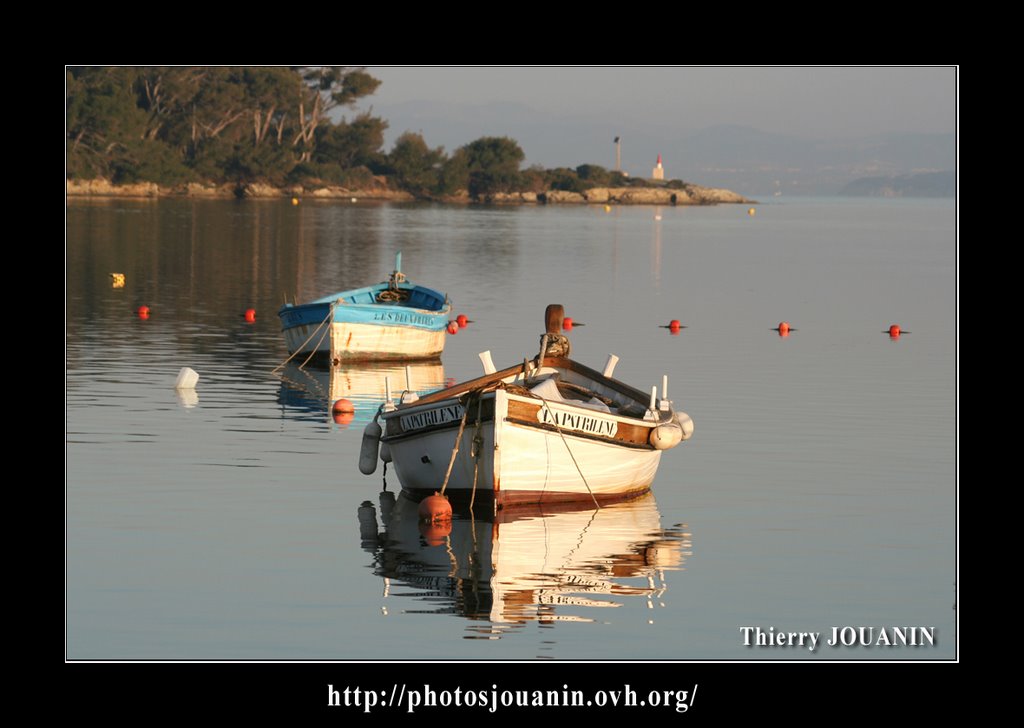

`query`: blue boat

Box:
[278,253,451,362]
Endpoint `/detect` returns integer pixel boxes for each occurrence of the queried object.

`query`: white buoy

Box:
[359,420,382,474]
[649,422,683,450]
[675,411,695,441]
[175,367,199,390]
[602,354,620,378]
[479,350,497,375]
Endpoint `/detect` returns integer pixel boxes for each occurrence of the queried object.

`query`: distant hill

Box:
[839,171,956,198]
[374,101,956,195]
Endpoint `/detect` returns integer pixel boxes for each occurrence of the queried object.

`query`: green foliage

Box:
[388,132,448,197]
[546,167,588,193]
[66,68,685,199]
[315,114,388,170]
[457,136,525,199]
[518,165,549,194]
[66,66,385,188]
[437,151,470,196]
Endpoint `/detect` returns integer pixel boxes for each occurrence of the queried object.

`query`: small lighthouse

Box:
[652,154,665,181]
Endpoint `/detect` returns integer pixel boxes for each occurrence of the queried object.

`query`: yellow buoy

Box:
[604,205,611,212]
[291,197,299,205]
[748,207,756,216]
[110,273,125,288]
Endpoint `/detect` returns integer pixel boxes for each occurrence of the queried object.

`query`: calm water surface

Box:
[66,198,956,659]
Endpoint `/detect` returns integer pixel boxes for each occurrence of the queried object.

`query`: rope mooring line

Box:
[271,305,334,374]
[439,393,473,496]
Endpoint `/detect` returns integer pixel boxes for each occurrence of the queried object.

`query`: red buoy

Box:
[244,308,256,323]
[447,322,459,334]
[456,314,468,327]
[888,324,901,338]
[778,321,790,335]
[418,492,452,523]
[563,316,574,331]
[332,399,355,426]
[669,319,681,329]
[137,305,150,317]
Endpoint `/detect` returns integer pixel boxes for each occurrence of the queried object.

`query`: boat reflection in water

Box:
[359,491,691,634]
[276,360,448,426]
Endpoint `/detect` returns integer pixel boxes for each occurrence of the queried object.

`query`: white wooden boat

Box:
[366,305,694,510]
[278,252,451,363]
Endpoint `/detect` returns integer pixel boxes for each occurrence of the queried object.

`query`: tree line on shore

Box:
[66,67,686,199]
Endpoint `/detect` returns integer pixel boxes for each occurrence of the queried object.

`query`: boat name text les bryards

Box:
[373,311,437,326]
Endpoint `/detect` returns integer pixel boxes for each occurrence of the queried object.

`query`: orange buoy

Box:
[447,322,459,334]
[456,314,469,327]
[778,322,790,334]
[332,398,355,415]
[418,492,452,523]
[137,305,150,319]
[332,399,355,426]
[563,316,573,331]
[244,308,256,323]
[888,324,901,337]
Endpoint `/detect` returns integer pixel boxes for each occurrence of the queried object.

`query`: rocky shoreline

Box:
[66,178,752,206]
[491,184,751,206]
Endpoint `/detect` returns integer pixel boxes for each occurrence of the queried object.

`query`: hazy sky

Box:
[368,66,956,139]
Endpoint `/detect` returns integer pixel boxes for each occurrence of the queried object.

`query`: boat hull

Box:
[282,319,447,361]
[279,294,449,362]
[383,387,662,508]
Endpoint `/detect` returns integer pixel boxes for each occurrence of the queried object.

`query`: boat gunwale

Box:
[278,280,450,316]
[398,356,653,409]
